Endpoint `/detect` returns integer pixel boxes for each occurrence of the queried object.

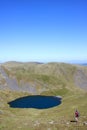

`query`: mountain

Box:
[0,62,87,130]
[0,62,87,94]
[81,63,87,66]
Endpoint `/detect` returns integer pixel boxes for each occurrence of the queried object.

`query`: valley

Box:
[0,62,87,130]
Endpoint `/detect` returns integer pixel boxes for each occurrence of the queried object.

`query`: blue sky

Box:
[0,0,87,63]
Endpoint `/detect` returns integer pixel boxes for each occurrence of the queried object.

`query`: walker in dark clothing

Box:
[75,110,79,122]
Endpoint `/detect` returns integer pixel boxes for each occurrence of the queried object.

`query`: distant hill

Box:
[80,63,87,66]
[0,61,87,95]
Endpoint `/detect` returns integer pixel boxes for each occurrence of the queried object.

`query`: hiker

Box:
[75,109,79,122]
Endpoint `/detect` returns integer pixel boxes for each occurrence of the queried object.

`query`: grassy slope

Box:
[1,62,78,91]
[0,90,87,130]
[0,62,87,130]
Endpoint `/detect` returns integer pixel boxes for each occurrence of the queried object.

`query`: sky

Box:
[0,0,87,63]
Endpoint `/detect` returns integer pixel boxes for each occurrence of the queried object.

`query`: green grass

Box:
[0,62,87,130]
[0,89,87,130]
[41,87,69,96]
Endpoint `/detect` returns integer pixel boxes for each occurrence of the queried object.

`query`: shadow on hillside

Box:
[8,95,62,109]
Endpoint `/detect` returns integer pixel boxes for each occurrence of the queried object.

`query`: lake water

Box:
[8,95,62,109]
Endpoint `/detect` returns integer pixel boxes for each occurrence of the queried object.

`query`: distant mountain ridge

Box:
[0,62,87,94]
[80,63,87,66]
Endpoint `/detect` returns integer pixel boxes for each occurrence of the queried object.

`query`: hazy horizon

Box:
[0,59,87,64]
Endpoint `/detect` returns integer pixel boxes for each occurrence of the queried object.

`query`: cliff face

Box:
[74,68,87,90]
[0,62,87,94]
